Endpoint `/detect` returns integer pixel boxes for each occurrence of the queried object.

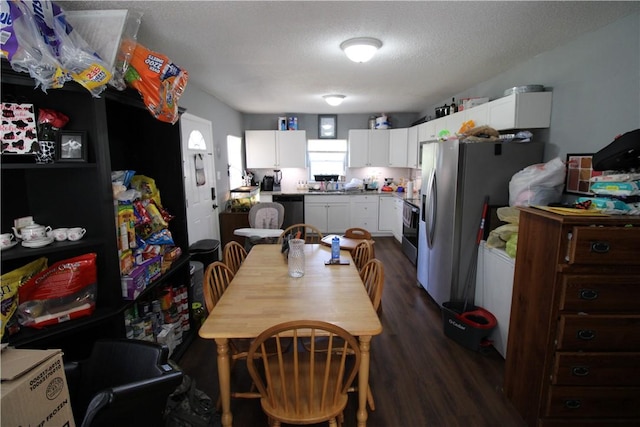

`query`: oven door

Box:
[402,201,419,264]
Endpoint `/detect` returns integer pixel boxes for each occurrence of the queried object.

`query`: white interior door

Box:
[180,113,220,246]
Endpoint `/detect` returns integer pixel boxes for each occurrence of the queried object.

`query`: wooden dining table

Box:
[199,244,383,427]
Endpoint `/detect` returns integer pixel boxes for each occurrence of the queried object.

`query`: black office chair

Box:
[64,339,183,427]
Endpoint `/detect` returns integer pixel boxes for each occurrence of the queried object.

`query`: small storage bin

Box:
[442,301,497,352]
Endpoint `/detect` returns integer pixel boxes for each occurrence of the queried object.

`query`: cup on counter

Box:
[67,227,86,241]
[51,228,69,241]
[1,233,15,247]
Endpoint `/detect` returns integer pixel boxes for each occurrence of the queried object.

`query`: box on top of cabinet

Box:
[1,348,75,427]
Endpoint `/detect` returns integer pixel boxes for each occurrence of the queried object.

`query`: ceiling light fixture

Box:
[323,94,346,106]
[340,37,382,63]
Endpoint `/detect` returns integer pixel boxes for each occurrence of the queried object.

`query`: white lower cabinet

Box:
[304,196,350,234]
[393,197,403,242]
[378,196,395,233]
[350,195,379,232]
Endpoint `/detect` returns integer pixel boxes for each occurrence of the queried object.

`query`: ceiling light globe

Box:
[340,37,382,63]
[323,95,345,106]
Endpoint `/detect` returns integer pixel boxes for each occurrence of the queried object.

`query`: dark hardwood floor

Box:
[177,237,526,427]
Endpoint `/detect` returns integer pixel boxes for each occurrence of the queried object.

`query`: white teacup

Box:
[67,227,86,241]
[51,228,69,241]
[1,233,15,247]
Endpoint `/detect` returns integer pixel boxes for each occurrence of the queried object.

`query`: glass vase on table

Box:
[288,239,305,278]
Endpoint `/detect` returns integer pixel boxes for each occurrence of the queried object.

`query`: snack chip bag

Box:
[122,39,188,124]
[0,257,48,340]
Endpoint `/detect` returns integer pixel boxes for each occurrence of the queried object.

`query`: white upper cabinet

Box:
[418,120,436,142]
[488,92,552,131]
[407,125,419,169]
[245,130,307,168]
[348,129,390,167]
[462,103,489,127]
[388,128,408,167]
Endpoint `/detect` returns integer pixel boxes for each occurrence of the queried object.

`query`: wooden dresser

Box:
[504,207,640,426]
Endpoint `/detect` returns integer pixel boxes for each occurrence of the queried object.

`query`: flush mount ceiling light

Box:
[323,94,346,106]
[340,37,382,63]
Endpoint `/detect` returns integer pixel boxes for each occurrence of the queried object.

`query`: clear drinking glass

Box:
[288,238,305,278]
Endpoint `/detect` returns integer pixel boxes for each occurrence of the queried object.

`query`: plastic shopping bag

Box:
[509,157,566,206]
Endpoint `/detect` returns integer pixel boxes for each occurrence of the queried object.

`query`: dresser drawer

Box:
[560,275,640,311]
[557,315,640,350]
[544,386,640,418]
[568,226,640,265]
[552,352,640,386]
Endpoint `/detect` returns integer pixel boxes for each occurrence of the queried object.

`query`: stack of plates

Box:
[504,85,544,96]
[21,236,54,248]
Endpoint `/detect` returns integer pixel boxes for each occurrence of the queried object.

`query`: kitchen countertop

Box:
[261,188,419,202]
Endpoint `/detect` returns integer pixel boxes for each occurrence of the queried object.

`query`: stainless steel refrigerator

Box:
[417,139,544,307]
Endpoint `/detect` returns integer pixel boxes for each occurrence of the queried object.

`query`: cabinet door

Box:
[305,203,328,233]
[277,130,306,168]
[389,128,408,167]
[463,103,489,127]
[378,196,395,232]
[407,125,419,169]
[368,130,390,167]
[348,129,369,167]
[418,121,436,142]
[488,92,553,131]
[394,198,404,242]
[327,203,350,234]
[246,130,276,168]
[488,96,516,131]
[435,114,464,138]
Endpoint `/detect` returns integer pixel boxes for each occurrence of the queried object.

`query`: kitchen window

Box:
[307,139,347,181]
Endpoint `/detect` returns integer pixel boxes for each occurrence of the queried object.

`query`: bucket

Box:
[442,301,497,352]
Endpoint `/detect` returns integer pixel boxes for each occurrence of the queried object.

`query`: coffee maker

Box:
[273,169,282,191]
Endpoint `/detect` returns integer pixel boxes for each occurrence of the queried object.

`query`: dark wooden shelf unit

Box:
[1,61,192,360]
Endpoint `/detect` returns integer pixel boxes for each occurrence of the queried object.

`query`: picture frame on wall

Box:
[318,114,337,139]
[565,153,602,195]
[57,130,88,162]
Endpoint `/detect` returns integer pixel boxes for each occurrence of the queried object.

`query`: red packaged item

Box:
[17,253,97,328]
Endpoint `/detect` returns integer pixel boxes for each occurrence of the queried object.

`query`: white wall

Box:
[422,12,640,161]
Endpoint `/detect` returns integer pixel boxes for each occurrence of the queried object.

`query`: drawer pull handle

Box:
[577,329,595,340]
[571,366,590,376]
[579,289,598,300]
[590,241,610,254]
[564,399,582,410]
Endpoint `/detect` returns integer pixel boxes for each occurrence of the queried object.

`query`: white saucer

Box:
[21,236,54,248]
[0,241,18,251]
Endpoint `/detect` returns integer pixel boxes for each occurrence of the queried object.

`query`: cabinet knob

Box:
[571,366,590,376]
[564,399,582,410]
[579,289,599,300]
[590,241,610,254]
[577,329,595,340]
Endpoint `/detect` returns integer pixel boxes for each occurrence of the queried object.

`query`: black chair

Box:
[64,339,183,427]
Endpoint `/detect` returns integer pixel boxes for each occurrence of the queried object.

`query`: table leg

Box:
[216,338,232,427]
[357,335,372,427]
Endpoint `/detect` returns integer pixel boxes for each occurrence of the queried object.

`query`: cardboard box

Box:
[1,348,75,427]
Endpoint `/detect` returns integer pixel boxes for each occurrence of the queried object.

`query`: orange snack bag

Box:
[122,39,188,124]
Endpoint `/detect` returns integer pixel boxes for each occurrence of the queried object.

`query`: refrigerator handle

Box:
[421,193,426,223]
[427,172,437,248]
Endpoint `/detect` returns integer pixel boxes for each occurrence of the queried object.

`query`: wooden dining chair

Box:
[344,227,372,240]
[351,240,373,271]
[203,261,261,400]
[223,241,247,274]
[277,223,324,244]
[360,259,385,312]
[246,320,361,427]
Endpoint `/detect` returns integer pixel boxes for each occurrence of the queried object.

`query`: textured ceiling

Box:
[58,1,638,114]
